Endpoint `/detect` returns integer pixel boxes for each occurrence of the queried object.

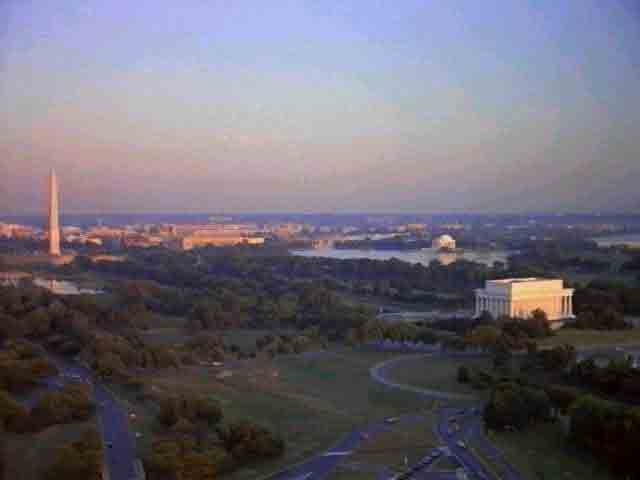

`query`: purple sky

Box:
[1,1,639,214]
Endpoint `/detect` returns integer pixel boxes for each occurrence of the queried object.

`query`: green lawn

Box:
[126,349,435,480]
[385,355,490,397]
[327,469,377,480]
[540,328,640,349]
[487,423,614,480]
[349,418,438,472]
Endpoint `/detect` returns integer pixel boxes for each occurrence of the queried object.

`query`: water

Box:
[291,247,510,267]
[33,278,103,295]
[592,234,640,248]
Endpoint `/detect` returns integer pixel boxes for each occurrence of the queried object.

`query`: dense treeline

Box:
[0,381,93,434]
[569,395,640,479]
[45,428,104,480]
[0,286,181,381]
[569,357,640,402]
[82,247,493,306]
[484,381,551,431]
[0,340,57,393]
[31,383,93,431]
[346,319,440,345]
[470,338,640,478]
[573,279,640,318]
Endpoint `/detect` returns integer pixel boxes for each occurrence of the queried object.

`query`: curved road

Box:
[370,353,521,480]
[266,352,521,480]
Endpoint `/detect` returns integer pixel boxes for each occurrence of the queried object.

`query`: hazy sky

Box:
[1,0,639,214]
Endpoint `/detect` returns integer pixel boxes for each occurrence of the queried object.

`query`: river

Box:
[291,247,510,267]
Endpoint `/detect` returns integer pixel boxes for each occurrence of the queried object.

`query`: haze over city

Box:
[2,0,639,214]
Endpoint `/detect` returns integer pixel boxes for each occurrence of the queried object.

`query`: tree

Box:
[484,382,551,431]
[465,325,500,351]
[569,395,640,478]
[540,344,576,371]
[0,389,30,432]
[457,365,470,383]
[46,428,103,480]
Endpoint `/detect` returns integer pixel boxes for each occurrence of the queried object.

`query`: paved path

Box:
[28,349,138,480]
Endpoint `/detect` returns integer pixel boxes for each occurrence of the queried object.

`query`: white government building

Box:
[432,234,456,250]
[474,278,574,322]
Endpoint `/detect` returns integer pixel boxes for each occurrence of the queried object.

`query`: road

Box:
[265,352,511,480]
[369,353,522,480]
[268,414,428,480]
[27,349,138,480]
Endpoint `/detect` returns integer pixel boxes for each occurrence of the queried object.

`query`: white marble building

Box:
[475,278,574,322]
[432,234,456,250]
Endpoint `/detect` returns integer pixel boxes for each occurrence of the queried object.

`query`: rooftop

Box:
[488,278,542,284]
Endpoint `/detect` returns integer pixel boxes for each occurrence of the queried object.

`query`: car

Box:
[456,440,467,449]
[431,450,442,458]
[385,417,399,424]
[106,442,113,448]
[135,432,143,438]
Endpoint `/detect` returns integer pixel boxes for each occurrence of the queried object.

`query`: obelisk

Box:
[48,169,61,256]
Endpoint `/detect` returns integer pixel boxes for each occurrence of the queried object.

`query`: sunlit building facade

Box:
[475,278,574,322]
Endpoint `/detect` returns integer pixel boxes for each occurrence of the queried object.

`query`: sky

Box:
[1,0,639,214]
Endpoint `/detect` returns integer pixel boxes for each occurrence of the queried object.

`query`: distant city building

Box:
[178,234,265,250]
[48,169,61,256]
[475,278,574,322]
[124,235,165,248]
[432,234,456,251]
[0,271,32,287]
[0,223,30,239]
[407,223,427,234]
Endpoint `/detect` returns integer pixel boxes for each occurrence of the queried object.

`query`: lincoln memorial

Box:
[475,278,574,322]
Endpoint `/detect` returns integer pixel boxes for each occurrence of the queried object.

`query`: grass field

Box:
[327,469,377,480]
[385,355,490,397]
[349,418,438,472]
[1,419,98,480]
[124,349,436,480]
[540,328,640,348]
[487,423,614,480]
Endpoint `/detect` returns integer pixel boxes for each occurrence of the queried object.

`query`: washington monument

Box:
[48,169,61,256]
